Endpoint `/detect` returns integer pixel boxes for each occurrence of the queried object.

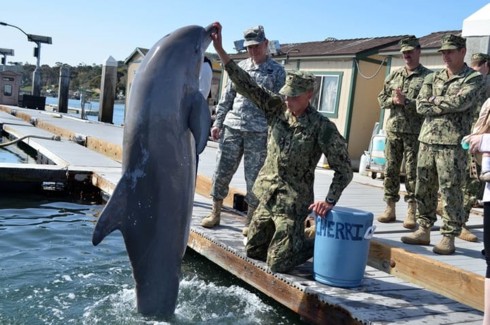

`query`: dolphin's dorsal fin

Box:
[92,175,130,246]
[189,91,211,154]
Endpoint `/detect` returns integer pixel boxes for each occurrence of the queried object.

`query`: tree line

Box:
[9,61,128,100]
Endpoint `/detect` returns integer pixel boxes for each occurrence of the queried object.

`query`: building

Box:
[124,28,488,170]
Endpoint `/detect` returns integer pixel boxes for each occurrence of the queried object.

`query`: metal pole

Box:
[32,42,41,96]
[0,22,51,96]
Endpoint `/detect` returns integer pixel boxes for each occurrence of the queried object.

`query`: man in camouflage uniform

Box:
[401,34,484,255]
[459,52,490,242]
[201,25,286,232]
[210,22,353,273]
[377,36,432,229]
[470,53,490,98]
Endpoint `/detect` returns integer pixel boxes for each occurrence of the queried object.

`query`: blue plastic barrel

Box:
[313,206,375,288]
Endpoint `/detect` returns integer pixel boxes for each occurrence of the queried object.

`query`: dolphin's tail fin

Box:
[92,176,129,246]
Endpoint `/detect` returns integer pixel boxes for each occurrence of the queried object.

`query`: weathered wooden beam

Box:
[188,230,364,325]
[196,174,243,208]
[368,239,484,311]
[195,173,485,312]
[86,136,122,163]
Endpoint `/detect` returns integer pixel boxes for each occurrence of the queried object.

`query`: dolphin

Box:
[92,24,214,318]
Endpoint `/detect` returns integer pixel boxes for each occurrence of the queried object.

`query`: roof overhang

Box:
[462,3,490,37]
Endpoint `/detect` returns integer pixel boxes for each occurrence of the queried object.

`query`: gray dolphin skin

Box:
[92,24,214,319]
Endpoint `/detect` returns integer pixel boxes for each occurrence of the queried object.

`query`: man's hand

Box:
[210,126,221,141]
[468,134,483,153]
[392,88,406,106]
[308,200,334,218]
[210,22,231,65]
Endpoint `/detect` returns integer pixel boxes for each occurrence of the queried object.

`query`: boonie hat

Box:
[279,70,315,97]
[471,52,488,63]
[399,36,420,52]
[243,25,266,47]
[438,34,466,52]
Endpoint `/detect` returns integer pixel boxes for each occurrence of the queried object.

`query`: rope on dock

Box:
[0,134,61,148]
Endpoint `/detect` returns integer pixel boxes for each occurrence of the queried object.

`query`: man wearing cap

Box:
[458,52,490,242]
[471,52,490,98]
[377,36,432,229]
[209,22,353,273]
[401,34,485,255]
[201,25,285,232]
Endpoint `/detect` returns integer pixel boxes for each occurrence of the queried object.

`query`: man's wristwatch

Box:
[404,98,410,106]
[326,198,336,205]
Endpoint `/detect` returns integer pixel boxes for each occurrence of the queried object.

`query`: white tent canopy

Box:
[462,3,490,37]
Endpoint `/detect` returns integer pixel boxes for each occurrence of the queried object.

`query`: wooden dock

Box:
[0,104,485,324]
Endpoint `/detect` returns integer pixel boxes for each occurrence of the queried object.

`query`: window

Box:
[3,84,12,96]
[310,73,342,118]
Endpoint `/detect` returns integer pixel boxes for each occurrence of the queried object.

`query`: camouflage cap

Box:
[279,70,315,97]
[243,25,266,47]
[399,36,420,52]
[471,52,489,63]
[438,34,466,52]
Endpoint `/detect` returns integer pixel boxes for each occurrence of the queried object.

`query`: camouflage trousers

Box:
[211,126,267,208]
[415,142,465,236]
[383,131,419,202]
[462,152,484,222]
[245,190,314,273]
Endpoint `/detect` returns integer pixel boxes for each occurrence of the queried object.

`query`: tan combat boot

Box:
[433,235,455,255]
[305,225,316,240]
[377,200,396,223]
[304,215,316,240]
[403,202,417,230]
[458,226,478,242]
[401,226,430,245]
[201,199,223,228]
[242,205,256,237]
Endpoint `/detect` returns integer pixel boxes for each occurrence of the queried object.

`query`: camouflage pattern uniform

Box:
[462,53,490,220]
[378,63,432,203]
[224,61,353,272]
[416,64,484,236]
[211,56,285,208]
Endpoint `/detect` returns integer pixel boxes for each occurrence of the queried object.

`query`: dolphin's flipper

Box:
[92,176,129,246]
[189,91,211,154]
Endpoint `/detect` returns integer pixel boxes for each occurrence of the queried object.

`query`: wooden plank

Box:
[368,238,484,311]
[188,229,365,325]
[86,136,122,162]
[196,174,244,208]
[196,173,485,312]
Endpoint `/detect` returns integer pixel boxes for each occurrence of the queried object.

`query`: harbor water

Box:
[44,97,126,126]
[0,106,304,324]
[0,193,304,324]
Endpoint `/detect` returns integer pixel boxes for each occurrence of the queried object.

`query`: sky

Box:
[1,0,489,67]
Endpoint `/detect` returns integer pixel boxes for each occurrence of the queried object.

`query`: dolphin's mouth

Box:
[202,23,217,49]
[204,23,218,35]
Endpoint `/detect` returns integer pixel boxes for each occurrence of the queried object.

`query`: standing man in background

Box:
[201,25,286,234]
[459,52,490,242]
[377,36,432,229]
[401,34,484,255]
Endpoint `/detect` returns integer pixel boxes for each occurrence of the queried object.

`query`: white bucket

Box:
[359,153,369,176]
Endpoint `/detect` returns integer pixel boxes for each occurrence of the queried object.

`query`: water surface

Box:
[0,194,304,324]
